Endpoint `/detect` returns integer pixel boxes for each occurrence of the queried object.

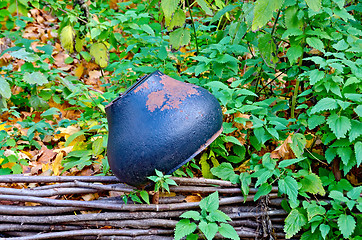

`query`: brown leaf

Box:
[270,135,295,159]
[185,194,202,203]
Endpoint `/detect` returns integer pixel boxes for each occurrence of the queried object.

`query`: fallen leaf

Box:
[270,135,294,159]
[185,194,202,202]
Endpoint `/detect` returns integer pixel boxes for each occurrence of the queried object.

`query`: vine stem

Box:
[290,49,304,118]
[186,0,199,55]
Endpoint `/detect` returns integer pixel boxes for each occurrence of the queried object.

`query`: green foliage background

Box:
[0,0,361,239]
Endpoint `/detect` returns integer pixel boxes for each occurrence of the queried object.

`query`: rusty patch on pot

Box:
[146,90,166,112]
[134,81,149,93]
[145,74,200,112]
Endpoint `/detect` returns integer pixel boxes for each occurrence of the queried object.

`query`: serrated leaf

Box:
[284,5,303,30]
[307,37,325,53]
[236,89,258,97]
[336,147,352,165]
[310,98,338,114]
[90,42,109,68]
[252,0,284,31]
[169,9,186,29]
[9,48,40,62]
[355,142,362,166]
[354,105,362,117]
[60,25,75,53]
[199,221,218,240]
[200,191,219,212]
[305,0,321,11]
[180,210,201,220]
[306,202,326,221]
[308,69,325,85]
[284,209,307,239]
[319,224,330,239]
[300,173,325,196]
[141,24,155,36]
[169,28,190,49]
[254,183,272,201]
[279,176,298,204]
[329,190,348,202]
[174,219,197,240]
[287,44,303,64]
[327,114,351,139]
[308,115,325,129]
[23,72,48,86]
[161,0,179,26]
[290,133,306,158]
[279,158,305,168]
[258,33,278,67]
[239,172,251,197]
[349,120,362,142]
[211,162,236,182]
[0,76,11,99]
[218,223,240,240]
[209,210,231,223]
[337,214,356,239]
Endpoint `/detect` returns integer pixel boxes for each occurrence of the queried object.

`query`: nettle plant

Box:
[175,191,239,240]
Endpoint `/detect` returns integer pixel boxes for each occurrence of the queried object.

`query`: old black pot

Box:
[106,70,223,187]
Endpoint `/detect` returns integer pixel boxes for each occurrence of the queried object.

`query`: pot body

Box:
[106,70,223,187]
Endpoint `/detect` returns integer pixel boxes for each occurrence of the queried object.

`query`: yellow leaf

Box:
[90,42,109,68]
[60,25,75,53]
[52,152,63,176]
[75,36,85,52]
[0,123,6,131]
[74,63,84,78]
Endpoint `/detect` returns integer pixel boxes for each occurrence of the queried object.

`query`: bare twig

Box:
[74,219,178,229]
[170,177,238,187]
[0,175,120,183]
[0,186,100,197]
[0,205,85,215]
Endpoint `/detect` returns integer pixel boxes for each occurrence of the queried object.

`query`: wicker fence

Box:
[0,175,290,240]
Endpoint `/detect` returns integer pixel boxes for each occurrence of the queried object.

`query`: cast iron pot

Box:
[106,70,223,187]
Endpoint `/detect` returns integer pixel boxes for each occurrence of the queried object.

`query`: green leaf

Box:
[319,224,330,239]
[169,9,186,29]
[287,44,303,64]
[349,120,362,142]
[347,186,362,200]
[64,130,86,147]
[329,190,348,202]
[92,138,104,156]
[239,172,251,197]
[337,214,356,239]
[218,223,240,240]
[278,176,298,204]
[279,158,305,168]
[354,105,362,117]
[308,115,325,130]
[327,114,351,139]
[196,0,213,15]
[223,136,243,146]
[310,98,338,114]
[199,221,218,240]
[141,24,155,36]
[0,76,11,99]
[284,209,307,239]
[180,211,201,220]
[140,190,150,204]
[254,183,272,201]
[23,72,48,86]
[308,69,325,85]
[258,33,278,67]
[169,28,190,49]
[252,0,284,31]
[200,191,219,212]
[9,48,40,62]
[208,210,231,223]
[337,147,352,165]
[211,162,236,182]
[306,202,326,221]
[300,173,326,196]
[174,219,197,240]
[355,142,362,166]
[284,5,303,30]
[305,0,321,11]
[90,42,109,68]
[306,37,325,53]
[290,133,306,158]
[60,25,75,53]
[161,0,179,26]
[40,107,60,117]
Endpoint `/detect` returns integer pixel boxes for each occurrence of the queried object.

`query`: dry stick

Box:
[0,175,120,183]
[0,194,264,211]
[74,219,178,229]
[228,210,287,219]
[0,187,100,197]
[6,229,175,240]
[73,181,135,192]
[169,186,278,194]
[0,205,86,215]
[0,223,82,231]
[170,177,238,187]
[32,182,133,191]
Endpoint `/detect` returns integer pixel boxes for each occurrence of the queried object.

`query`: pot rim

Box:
[105,71,161,109]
